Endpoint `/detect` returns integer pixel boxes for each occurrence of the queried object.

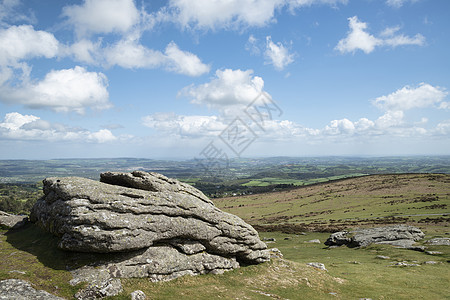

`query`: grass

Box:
[214,174,450,229]
[0,173,449,299]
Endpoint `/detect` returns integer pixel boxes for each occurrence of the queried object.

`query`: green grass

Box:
[1,173,449,299]
[214,174,450,228]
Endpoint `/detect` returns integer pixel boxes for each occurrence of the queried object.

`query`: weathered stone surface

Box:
[0,279,64,300]
[100,171,212,204]
[425,238,450,246]
[304,239,321,244]
[74,278,123,300]
[30,172,269,284]
[325,225,424,248]
[130,290,146,300]
[307,262,327,271]
[0,211,27,229]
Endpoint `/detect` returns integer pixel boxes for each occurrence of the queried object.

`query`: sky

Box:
[0,0,449,160]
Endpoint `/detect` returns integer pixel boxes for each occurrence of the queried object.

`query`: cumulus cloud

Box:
[180,69,265,115]
[62,0,140,37]
[335,16,425,54]
[142,113,227,137]
[102,39,210,76]
[0,66,111,114]
[373,83,448,111]
[167,0,284,30]
[0,112,117,143]
[264,36,294,70]
[167,0,348,30]
[164,42,211,76]
[0,25,59,66]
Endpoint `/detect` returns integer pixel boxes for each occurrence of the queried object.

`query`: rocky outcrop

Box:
[425,238,450,246]
[30,172,269,287]
[325,225,425,248]
[0,279,64,300]
[0,211,27,229]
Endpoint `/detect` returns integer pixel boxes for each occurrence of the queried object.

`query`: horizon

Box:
[0,0,449,159]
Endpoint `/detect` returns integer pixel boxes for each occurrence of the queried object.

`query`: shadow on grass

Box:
[4,222,116,271]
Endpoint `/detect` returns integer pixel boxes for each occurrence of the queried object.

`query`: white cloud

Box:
[180,69,265,115]
[103,39,210,76]
[0,112,39,130]
[335,16,425,54]
[0,25,59,66]
[335,16,381,54]
[69,39,102,65]
[168,0,284,30]
[0,112,117,143]
[435,120,450,135]
[439,102,450,110]
[88,129,117,143]
[386,0,419,8]
[323,118,355,135]
[0,0,35,25]
[375,110,404,129]
[381,26,425,47]
[142,113,226,137]
[167,0,348,30]
[104,38,166,69]
[287,0,348,10]
[0,66,111,114]
[373,83,448,111]
[62,0,140,37]
[164,42,211,76]
[264,36,294,70]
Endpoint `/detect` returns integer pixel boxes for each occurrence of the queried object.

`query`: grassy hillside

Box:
[1,173,449,299]
[213,173,450,231]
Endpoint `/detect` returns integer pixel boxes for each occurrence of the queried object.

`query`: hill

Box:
[213,173,450,232]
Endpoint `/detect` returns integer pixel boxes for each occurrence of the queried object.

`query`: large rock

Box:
[325,225,424,248]
[30,172,269,283]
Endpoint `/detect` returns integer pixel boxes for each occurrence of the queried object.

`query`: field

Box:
[215,173,450,231]
[0,173,449,299]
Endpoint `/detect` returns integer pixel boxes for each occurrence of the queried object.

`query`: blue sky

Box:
[0,0,449,159]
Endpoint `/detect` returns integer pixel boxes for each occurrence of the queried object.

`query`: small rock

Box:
[425,238,450,246]
[8,270,26,274]
[269,248,283,259]
[376,255,390,260]
[263,237,276,242]
[284,237,291,240]
[325,225,424,248]
[131,290,146,300]
[424,261,438,265]
[391,261,420,267]
[425,251,443,255]
[305,239,321,244]
[348,261,360,264]
[0,279,63,299]
[75,278,123,300]
[307,262,327,271]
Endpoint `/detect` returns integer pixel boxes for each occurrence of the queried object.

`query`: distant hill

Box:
[213,173,450,232]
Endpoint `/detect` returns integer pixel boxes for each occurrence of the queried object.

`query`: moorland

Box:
[0,156,449,299]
